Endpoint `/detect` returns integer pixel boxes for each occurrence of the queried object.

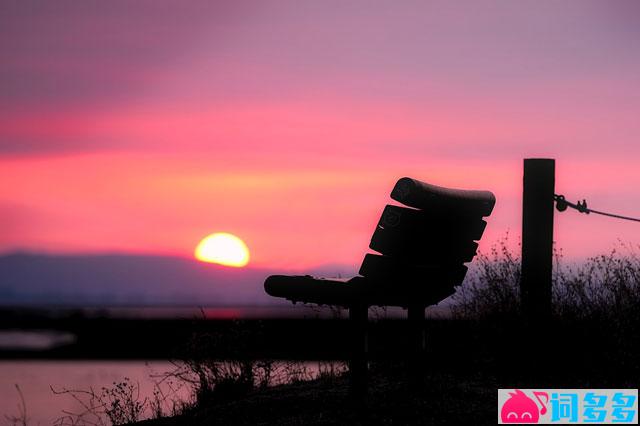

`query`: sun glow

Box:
[194,232,250,267]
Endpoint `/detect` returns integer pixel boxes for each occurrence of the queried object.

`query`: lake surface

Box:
[0,361,187,425]
[0,359,341,425]
[0,305,451,423]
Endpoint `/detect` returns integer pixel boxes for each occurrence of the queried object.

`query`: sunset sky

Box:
[1,1,639,270]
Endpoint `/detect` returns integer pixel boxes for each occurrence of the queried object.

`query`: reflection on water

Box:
[0,360,340,425]
[1,304,449,320]
[0,330,76,351]
[0,305,448,422]
[0,361,183,425]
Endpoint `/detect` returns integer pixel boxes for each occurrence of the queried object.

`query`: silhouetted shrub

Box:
[553,244,640,322]
[451,234,521,320]
[52,377,152,426]
[452,236,640,325]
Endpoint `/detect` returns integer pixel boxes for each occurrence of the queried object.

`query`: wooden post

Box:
[407,304,426,391]
[521,159,555,320]
[349,303,368,399]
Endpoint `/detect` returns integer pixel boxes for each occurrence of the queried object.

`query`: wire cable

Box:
[554,194,640,223]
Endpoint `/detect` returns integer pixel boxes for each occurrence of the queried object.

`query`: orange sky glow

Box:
[1,1,639,270]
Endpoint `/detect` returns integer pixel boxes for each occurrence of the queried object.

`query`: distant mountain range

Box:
[0,253,356,306]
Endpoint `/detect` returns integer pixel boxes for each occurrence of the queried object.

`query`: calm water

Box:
[0,360,338,425]
[0,361,186,425]
[0,305,449,423]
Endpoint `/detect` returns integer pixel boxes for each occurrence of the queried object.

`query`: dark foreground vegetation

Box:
[4,241,639,425]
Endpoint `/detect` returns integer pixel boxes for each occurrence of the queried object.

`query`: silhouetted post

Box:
[521,159,555,320]
[349,303,368,399]
[407,304,426,391]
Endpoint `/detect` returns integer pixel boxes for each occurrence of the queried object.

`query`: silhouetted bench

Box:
[264,177,496,395]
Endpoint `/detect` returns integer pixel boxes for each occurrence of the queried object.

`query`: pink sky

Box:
[1,1,639,269]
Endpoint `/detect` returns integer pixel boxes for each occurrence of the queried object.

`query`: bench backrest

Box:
[357,177,495,307]
[263,177,496,309]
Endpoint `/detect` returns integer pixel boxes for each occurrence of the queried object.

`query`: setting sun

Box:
[194,232,250,267]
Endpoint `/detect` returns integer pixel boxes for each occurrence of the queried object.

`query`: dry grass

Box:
[452,236,640,324]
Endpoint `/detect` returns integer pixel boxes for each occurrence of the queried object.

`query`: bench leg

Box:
[408,304,426,391]
[349,303,368,399]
